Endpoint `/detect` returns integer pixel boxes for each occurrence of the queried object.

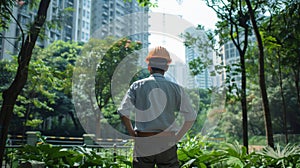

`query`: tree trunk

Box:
[68,111,79,130]
[229,9,249,153]
[0,0,50,166]
[278,53,288,144]
[294,53,300,108]
[245,0,274,148]
[240,51,248,153]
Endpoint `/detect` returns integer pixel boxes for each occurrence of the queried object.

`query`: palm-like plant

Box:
[178,135,227,168]
[217,141,249,167]
[258,144,300,167]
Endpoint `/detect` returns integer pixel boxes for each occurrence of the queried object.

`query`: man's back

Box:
[130,73,182,132]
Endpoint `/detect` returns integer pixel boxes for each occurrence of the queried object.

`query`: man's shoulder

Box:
[130,77,152,89]
[132,76,152,84]
[133,76,182,89]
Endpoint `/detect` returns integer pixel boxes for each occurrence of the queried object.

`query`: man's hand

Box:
[175,121,194,141]
[121,115,136,137]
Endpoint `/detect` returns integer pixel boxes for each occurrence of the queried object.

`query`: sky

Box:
[150,0,218,29]
[148,0,218,63]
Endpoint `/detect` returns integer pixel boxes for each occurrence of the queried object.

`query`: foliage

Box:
[6,134,300,167]
[182,26,215,77]
[182,0,300,146]
[0,40,84,135]
[0,0,52,166]
[35,40,83,129]
[0,0,40,31]
[177,134,300,167]
[261,1,300,137]
[73,37,143,137]
[189,88,211,136]
[123,0,157,7]
[257,144,300,167]
[0,0,14,31]
[178,135,222,167]
[0,60,14,92]
[9,142,131,167]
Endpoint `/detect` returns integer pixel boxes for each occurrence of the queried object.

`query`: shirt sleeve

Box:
[117,84,136,117]
[179,88,197,121]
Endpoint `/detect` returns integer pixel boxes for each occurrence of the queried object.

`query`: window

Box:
[225,50,229,59]
[236,50,239,57]
[225,43,229,48]
[20,16,27,25]
[50,32,55,39]
[83,21,86,28]
[87,0,90,7]
[230,49,235,58]
[87,11,90,19]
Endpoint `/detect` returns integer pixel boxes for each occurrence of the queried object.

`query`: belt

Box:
[136,131,175,137]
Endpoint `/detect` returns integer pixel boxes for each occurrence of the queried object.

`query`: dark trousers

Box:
[133,145,179,168]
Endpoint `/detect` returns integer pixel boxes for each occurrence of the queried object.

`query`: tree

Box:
[202,0,276,149]
[244,0,275,148]
[73,37,142,138]
[261,1,300,144]
[185,0,250,151]
[0,40,85,136]
[0,0,51,165]
[36,40,84,135]
[2,56,57,134]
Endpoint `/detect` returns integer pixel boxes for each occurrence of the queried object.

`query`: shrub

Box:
[178,135,300,168]
[9,143,131,167]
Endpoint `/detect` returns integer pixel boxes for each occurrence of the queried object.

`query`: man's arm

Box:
[176,87,197,140]
[118,85,137,137]
[121,115,136,137]
[175,120,194,141]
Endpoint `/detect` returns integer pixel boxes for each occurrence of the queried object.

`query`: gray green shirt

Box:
[118,73,196,132]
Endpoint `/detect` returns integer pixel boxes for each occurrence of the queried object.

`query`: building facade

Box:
[219,35,257,90]
[219,41,241,90]
[0,0,92,59]
[90,0,149,47]
[73,0,92,43]
[184,27,214,89]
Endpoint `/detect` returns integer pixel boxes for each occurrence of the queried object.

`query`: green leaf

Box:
[181,158,196,168]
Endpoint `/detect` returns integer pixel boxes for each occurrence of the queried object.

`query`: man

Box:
[118,46,196,168]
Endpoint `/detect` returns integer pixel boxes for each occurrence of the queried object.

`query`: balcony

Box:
[102,11,108,16]
[103,3,109,9]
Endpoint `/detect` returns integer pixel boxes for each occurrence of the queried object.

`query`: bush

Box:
[9,142,131,167]
[8,134,300,167]
[178,135,300,168]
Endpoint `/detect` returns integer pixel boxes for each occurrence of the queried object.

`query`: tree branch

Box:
[4,4,25,53]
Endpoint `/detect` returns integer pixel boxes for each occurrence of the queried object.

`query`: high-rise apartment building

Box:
[219,36,256,89]
[1,0,149,60]
[0,0,92,59]
[44,0,74,46]
[90,0,149,47]
[73,0,91,43]
[184,27,213,89]
[219,41,241,88]
[0,7,19,60]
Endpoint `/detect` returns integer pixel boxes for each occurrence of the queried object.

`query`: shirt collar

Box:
[150,73,165,78]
